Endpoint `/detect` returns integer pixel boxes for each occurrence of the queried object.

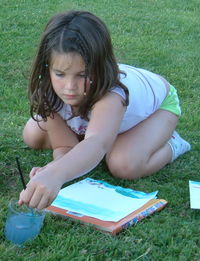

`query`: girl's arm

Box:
[19,92,126,209]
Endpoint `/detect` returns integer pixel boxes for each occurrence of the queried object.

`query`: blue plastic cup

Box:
[4,200,45,246]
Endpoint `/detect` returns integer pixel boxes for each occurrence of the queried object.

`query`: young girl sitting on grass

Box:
[19,10,191,209]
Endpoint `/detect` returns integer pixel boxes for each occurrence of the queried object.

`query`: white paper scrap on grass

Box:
[189,180,200,209]
[51,178,158,222]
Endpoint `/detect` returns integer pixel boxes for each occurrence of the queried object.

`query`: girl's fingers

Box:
[21,183,36,205]
[37,194,51,210]
[28,186,53,209]
[19,183,51,209]
[18,190,25,205]
[28,188,45,209]
[29,167,41,178]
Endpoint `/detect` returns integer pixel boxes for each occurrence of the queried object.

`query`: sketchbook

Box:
[46,178,168,234]
[189,180,200,209]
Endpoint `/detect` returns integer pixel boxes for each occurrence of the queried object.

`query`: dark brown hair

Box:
[29,10,129,121]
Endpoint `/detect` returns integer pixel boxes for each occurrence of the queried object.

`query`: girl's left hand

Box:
[18,166,63,210]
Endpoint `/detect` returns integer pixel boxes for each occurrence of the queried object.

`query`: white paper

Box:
[51,178,158,222]
[189,180,200,209]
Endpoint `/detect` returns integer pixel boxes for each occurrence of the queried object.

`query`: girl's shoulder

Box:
[118,64,143,85]
[118,63,154,79]
[110,86,126,101]
[118,64,166,93]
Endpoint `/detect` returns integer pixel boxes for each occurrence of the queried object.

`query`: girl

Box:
[19,10,191,210]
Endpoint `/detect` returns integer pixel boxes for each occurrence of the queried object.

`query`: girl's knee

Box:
[106,155,145,180]
[23,125,38,149]
[23,118,48,149]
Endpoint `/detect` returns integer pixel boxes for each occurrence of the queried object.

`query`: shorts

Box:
[159,85,181,116]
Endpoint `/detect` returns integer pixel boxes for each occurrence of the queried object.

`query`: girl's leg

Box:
[23,117,51,149]
[106,110,184,180]
[23,114,79,153]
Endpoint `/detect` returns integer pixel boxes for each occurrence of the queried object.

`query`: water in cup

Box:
[4,200,45,246]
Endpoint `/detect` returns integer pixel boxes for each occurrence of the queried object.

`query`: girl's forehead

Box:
[50,51,85,71]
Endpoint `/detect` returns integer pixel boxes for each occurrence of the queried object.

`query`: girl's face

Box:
[50,51,90,109]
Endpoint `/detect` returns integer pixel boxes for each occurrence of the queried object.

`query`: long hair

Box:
[29,10,129,121]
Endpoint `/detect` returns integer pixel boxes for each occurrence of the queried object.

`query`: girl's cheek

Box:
[51,77,63,88]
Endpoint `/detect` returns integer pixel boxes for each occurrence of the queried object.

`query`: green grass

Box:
[0,0,200,260]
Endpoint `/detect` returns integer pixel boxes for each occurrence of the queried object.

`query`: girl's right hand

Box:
[19,163,63,209]
[29,166,47,179]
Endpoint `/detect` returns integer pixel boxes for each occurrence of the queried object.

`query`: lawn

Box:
[0,0,200,260]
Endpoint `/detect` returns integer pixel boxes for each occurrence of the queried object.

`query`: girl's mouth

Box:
[64,94,77,99]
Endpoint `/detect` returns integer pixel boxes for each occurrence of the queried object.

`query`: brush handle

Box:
[16,157,26,190]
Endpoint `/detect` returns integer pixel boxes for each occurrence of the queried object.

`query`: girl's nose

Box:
[64,78,76,91]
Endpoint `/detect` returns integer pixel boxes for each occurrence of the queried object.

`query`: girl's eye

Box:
[55,72,64,77]
[78,74,86,78]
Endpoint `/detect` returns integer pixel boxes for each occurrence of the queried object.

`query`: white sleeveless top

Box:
[58,64,167,135]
